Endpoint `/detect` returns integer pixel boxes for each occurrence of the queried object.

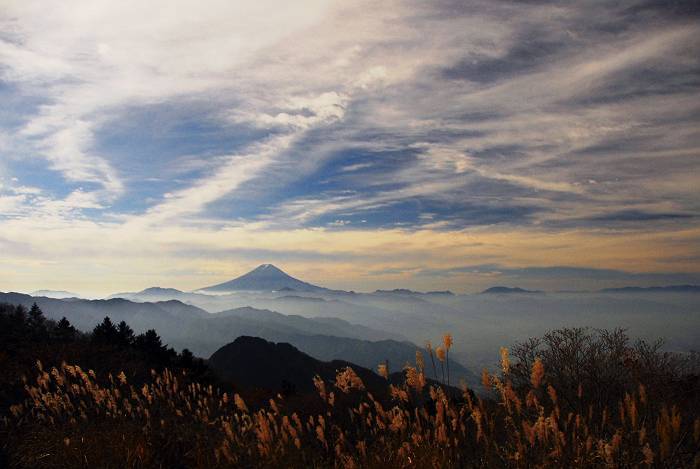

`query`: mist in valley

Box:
[118,286,700,371]
[16,264,696,381]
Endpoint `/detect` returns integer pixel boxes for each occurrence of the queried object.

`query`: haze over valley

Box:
[5,264,698,376]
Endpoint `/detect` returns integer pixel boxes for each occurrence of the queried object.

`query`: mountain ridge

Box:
[600,285,700,293]
[481,286,543,294]
[374,288,455,296]
[31,289,81,299]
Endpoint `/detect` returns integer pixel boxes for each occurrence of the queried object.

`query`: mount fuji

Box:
[199,264,328,293]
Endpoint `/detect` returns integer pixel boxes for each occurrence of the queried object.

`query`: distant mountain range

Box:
[374,289,454,296]
[200,264,328,293]
[479,285,700,294]
[600,285,700,293]
[104,264,700,299]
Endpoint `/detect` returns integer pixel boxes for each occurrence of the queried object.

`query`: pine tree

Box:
[92,316,119,344]
[116,321,135,346]
[54,317,77,341]
[179,348,195,368]
[28,303,47,338]
[135,329,164,354]
[135,329,176,366]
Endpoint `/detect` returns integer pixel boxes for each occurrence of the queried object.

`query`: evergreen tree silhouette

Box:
[54,317,77,342]
[116,320,135,346]
[135,329,177,366]
[135,329,164,354]
[92,316,119,344]
[179,348,195,368]
[28,303,47,338]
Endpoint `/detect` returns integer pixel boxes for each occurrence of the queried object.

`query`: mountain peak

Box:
[481,286,542,294]
[31,290,80,299]
[252,263,284,273]
[200,264,326,293]
[141,287,184,294]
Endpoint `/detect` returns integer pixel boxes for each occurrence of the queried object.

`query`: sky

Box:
[0,0,699,296]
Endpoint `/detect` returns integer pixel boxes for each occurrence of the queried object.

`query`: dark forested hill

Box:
[208,336,389,394]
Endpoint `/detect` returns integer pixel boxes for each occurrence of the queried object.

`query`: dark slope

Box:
[200,308,478,387]
[208,336,389,393]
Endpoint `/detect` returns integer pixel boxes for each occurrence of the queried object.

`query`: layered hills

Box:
[0,289,480,388]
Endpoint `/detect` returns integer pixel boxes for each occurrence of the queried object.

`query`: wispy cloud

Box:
[0,0,698,293]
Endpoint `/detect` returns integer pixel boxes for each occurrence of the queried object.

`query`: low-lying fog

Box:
[117,288,700,372]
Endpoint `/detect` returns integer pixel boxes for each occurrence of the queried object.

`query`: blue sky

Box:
[0,0,699,295]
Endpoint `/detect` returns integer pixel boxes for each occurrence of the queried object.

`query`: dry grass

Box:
[3,337,700,468]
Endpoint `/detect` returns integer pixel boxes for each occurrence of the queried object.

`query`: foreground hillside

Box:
[2,302,700,467]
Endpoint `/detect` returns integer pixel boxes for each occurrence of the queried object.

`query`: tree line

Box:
[0,302,208,385]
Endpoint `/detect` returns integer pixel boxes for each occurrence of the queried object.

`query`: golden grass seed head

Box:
[530,358,545,389]
[436,346,446,362]
[500,347,510,375]
[377,363,389,379]
[443,334,453,350]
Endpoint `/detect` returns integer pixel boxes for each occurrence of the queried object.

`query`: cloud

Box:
[340,162,374,172]
[0,194,26,214]
[0,0,698,293]
[583,210,693,223]
[228,92,349,130]
[1,0,337,199]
